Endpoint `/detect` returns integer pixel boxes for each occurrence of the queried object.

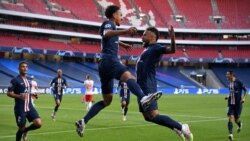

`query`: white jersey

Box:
[31,80,38,94]
[84,79,94,95]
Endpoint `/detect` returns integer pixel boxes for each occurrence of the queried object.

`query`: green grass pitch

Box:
[1,94,249,141]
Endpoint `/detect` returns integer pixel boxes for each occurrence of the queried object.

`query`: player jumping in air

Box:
[75,5,162,137]
[136,26,193,141]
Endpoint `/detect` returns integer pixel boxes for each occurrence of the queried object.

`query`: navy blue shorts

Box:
[120,90,130,104]
[227,104,242,119]
[98,59,127,94]
[15,107,40,127]
[53,93,63,102]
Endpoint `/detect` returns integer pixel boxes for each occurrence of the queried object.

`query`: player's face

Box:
[19,63,28,76]
[113,10,122,26]
[58,71,62,77]
[142,30,155,48]
[226,72,232,81]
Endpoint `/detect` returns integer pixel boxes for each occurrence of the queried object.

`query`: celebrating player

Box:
[50,69,68,121]
[225,70,247,141]
[7,61,42,141]
[75,5,162,137]
[135,26,193,140]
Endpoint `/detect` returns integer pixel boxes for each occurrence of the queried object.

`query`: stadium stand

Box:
[156,67,200,88]
[1,0,249,28]
[211,67,250,87]
[185,47,219,59]
[217,0,250,29]
[19,0,53,16]
[174,0,216,28]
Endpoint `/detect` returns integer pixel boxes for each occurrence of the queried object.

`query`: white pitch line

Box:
[1,104,225,119]
[0,118,226,139]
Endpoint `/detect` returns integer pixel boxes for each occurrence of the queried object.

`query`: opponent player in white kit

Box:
[30,75,39,106]
[83,75,94,111]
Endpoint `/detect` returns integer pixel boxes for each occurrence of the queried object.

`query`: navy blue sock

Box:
[151,115,182,131]
[54,105,59,112]
[84,101,106,124]
[126,79,144,100]
[25,124,41,132]
[16,130,23,141]
[124,107,128,116]
[228,121,233,134]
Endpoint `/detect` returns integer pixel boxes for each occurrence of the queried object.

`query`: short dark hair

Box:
[228,70,235,76]
[146,27,159,41]
[19,61,28,67]
[105,5,120,19]
[86,74,90,79]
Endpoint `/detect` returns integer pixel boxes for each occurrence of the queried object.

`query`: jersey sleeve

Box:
[155,45,167,55]
[99,21,114,37]
[8,79,16,92]
[240,80,247,94]
[50,78,55,86]
[63,78,68,87]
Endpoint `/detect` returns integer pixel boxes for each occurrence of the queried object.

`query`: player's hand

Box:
[122,43,133,52]
[225,96,229,100]
[241,98,245,103]
[127,27,137,36]
[32,93,39,99]
[19,93,26,100]
[169,25,176,49]
[168,26,175,39]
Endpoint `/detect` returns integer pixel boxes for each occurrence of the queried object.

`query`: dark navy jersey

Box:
[8,75,33,112]
[136,43,167,94]
[50,77,67,94]
[99,20,119,56]
[118,81,130,99]
[118,81,129,91]
[228,79,247,105]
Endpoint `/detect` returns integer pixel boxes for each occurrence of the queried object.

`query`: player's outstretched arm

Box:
[164,26,176,54]
[119,41,132,52]
[104,27,137,38]
[241,86,248,103]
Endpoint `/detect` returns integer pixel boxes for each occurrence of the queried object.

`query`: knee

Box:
[56,102,61,106]
[228,116,234,122]
[234,118,240,123]
[103,99,111,106]
[34,120,42,128]
[120,71,136,82]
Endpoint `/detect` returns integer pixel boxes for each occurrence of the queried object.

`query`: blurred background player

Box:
[117,81,130,121]
[83,74,94,111]
[30,75,39,107]
[136,26,193,141]
[75,5,162,137]
[225,70,248,141]
[7,61,42,141]
[50,69,68,121]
